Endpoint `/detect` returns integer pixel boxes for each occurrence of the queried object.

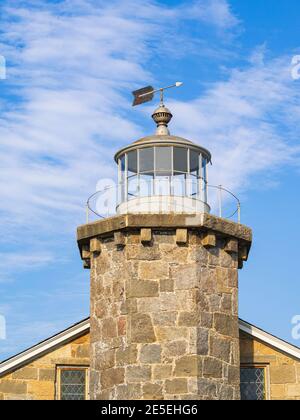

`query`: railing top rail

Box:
[86,184,241,224]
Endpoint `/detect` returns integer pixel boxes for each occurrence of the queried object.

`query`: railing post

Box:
[218,185,222,218]
[238,202,241,224]
[86,203,89,224]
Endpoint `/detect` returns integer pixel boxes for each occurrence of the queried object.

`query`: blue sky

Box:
[0,0,300,360]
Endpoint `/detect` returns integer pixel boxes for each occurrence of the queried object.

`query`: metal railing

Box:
[86,183,241,224]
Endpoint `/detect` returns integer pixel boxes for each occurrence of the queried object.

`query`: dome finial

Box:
[152,101,173,135]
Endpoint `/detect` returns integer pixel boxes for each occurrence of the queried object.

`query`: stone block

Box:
[117,316,126,336]
[163,340,187,357]
[152,312,176,326]
[75,344,90,358]
[175,289,198,312]
[39,369,55,381]
[165,379,188,394]
[137,297,160,313]
[239,245,248,261]
[203,357,223,378]
[214,313,238,338]
[172,264,199,290]
[198,267,216,292]
[210,335,231,363]
[221,294,232,312]
[189,378,217,398]
[224,239,238,254]
[200,312,213,328]
[102,318,117,339]
[140,228,152,244]
[151,365,172,381]
[130,313,156,343]
[27,381,55,399]
[96,389,114,400]
[176,229,188,244]
[140,344,162,364]
[160,278,174,292]
[126,245,161,261]
[116,384,142,400]
[160,244,189,264]
[126,366,151,382]
[95,349,116,370]
[142,383,163,400]
[139,261,168,280]
[90,237,101,253]
[82,246,91,259]
[218,384,234,400]
[116,346,138,366]
[95,299,108,319]
[202,232,216,248]
[227,366,240,385]
[129,279,158,298]
[0,380,27,394]
[174,355,202,377]
[101,368,125,389]
[271,384,285,399]
[178,312,199,327]
[155,326,188,342]
[114,231,125,246]
[120,298,137,315]
[270,366,296,384]
[12,367,38,380]
[189,328,209,355]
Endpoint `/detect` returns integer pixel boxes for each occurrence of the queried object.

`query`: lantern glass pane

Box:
[140,147,154,173]
[155,147,172,172]
[174,147,187,172]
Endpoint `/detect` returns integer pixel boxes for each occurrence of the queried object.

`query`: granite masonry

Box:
[77,213,252,400]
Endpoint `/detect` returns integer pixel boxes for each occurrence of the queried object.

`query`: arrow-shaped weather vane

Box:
[132,82,183,106]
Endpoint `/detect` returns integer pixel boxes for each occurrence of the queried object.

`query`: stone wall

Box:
[240,332,300,400]
[89,227,243,400]
[0,332,90,400]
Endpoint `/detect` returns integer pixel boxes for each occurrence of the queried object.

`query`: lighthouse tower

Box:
[77,94,252,400]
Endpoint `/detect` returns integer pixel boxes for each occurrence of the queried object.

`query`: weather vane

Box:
[132,82,183,106]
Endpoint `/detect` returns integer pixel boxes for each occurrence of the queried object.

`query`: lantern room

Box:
[114,104,211,215]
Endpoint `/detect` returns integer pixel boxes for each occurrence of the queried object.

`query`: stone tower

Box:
[77,102,252,400]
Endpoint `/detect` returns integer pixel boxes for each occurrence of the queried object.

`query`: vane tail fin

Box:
[132,85,154,106]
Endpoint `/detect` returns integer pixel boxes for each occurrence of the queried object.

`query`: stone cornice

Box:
[77,213,252,270]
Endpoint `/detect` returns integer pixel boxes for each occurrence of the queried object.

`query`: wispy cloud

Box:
[0,0,241,243]
[170,53,300,193]
[184,0,240,30]
[0,252,55,283]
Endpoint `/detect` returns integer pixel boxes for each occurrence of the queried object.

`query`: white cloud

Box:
[185,0,240,30]
[170,54,300,197]
[0,252,55,283]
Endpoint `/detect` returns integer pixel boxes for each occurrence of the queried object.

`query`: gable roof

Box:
[239,319,300,360]
[1,317,300,377]
[0,318,90,376]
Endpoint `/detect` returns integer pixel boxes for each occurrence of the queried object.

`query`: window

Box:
[155,147,172,172]
[139,147,154,173]
[240,367,266,400]
[127,150,137,174]
[190,150,199,175]
[57,367,89,400]
[173,147,187,173]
